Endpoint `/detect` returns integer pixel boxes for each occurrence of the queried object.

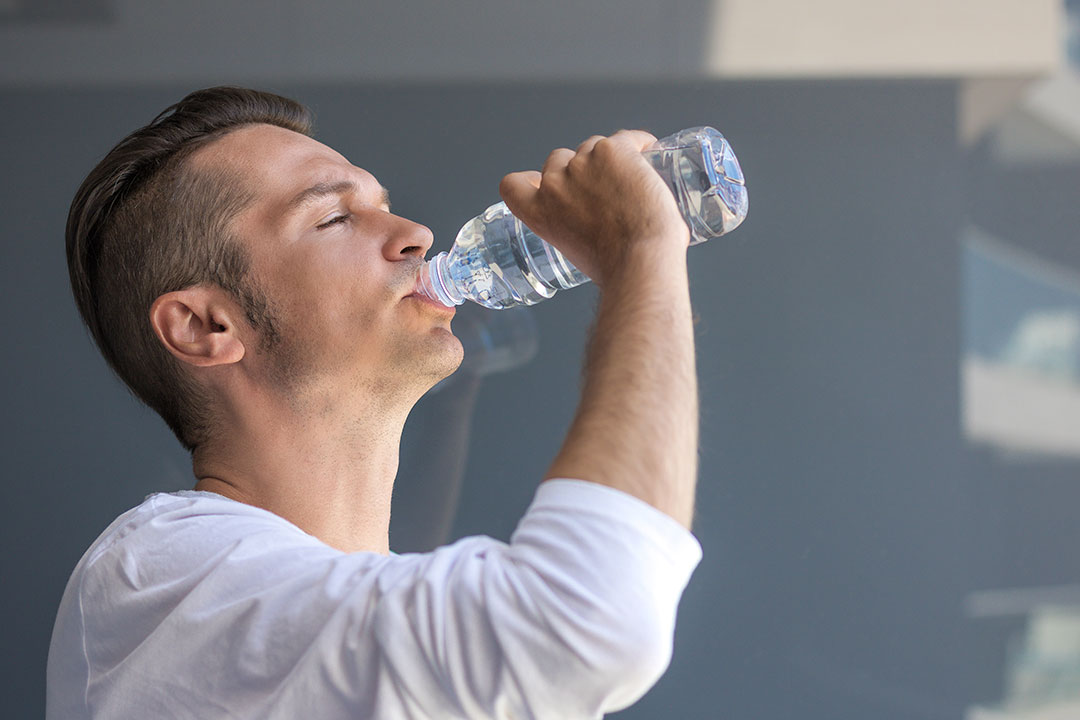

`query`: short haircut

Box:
[66,86,314,452]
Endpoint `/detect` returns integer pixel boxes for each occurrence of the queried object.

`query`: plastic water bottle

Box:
[416,127,747,309]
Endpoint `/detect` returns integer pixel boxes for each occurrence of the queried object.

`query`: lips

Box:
[404,286,456,314]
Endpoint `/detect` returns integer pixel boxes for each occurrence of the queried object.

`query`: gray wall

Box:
[0,0,715,85]
[3,80,1075,719]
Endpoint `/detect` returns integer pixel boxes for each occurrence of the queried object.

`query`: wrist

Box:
[599,237,689,292]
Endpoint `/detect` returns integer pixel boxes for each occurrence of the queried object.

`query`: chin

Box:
[404,327,465,385]
[432,330,466,378]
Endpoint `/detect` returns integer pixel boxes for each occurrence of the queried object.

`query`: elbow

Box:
[600,612,676,703]
[549,605,677,713]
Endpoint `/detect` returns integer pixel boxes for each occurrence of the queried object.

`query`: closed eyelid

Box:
[288,181,391,216]
[316,212,351,229]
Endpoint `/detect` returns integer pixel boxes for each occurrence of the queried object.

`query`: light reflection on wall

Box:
[962,226,1080,458]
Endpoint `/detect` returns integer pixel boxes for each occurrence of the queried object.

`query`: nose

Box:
[383,215,434,261]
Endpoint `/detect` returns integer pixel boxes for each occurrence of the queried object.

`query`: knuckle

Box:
[593,136,614,153]
[546,147,571,163]
[576,134,604,151]
[611,128,657,150]
[566,152,588,171]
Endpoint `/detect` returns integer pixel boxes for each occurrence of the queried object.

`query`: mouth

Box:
[404,286,457,315]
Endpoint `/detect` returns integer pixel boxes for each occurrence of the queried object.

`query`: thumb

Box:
[498,170,542,221]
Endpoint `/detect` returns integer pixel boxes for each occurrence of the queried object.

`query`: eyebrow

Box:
[285,180,391,214]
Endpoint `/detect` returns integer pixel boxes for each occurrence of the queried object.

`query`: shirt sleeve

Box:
[369,478,702,719]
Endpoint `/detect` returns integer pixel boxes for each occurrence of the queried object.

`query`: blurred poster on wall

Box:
[962,225,1080,458]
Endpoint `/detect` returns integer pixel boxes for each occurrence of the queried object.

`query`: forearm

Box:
[546,249,698,528]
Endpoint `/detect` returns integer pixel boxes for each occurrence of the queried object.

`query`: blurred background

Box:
[2,1,1079,718]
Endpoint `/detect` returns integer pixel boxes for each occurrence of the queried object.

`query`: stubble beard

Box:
[255,301,463,415]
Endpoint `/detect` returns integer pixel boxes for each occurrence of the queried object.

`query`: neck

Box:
[192,379,418,554]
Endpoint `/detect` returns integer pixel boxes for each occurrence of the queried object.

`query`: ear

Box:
[149,287,246,368]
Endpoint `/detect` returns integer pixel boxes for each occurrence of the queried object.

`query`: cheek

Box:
[263,238,399,351]
[274,241,371,306]
[297,285,389,351]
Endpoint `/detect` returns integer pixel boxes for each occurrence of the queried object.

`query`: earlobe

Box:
[150,289,246,368]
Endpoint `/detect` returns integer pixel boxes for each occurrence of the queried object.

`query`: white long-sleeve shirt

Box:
[47,479,701,719]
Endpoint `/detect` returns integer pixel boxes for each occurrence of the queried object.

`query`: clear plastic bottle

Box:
[416,127,747,309]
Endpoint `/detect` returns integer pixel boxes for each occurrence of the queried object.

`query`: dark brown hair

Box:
[66,86,314,452]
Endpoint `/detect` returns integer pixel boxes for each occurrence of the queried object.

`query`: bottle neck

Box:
[416,252,464,307]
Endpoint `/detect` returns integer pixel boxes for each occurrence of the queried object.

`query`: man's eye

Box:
[316,213,350,229]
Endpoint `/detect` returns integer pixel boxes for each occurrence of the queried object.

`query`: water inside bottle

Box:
[643,130,747,245]
[445,203,579,309]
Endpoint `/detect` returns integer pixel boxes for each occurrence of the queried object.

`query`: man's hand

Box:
[498,130,690,287]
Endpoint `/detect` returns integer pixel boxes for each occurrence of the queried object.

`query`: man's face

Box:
[192,123,461,404]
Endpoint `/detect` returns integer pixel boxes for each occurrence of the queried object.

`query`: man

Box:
[49,86,702,719]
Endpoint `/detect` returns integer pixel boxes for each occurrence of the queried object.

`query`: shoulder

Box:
[83,490,314,568]
[48,490,330,716]
[69,490,333,625]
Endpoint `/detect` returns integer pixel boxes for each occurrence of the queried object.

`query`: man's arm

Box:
[501,131,698,529]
